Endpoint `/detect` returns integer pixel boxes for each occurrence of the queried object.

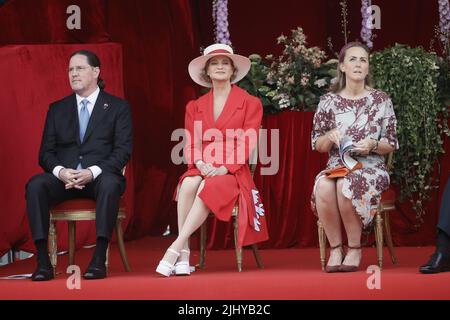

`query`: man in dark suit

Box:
[25,50,132,281]
[419,176,450,274]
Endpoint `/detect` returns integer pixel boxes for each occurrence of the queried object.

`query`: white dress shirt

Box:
[53,87,102,180]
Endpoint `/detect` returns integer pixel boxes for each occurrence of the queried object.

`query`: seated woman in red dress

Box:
[156,44,269,277]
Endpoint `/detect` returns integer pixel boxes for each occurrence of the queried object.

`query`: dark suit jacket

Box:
[39,90,133,177]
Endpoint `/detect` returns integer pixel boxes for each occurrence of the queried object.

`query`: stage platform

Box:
[1,236,449,300]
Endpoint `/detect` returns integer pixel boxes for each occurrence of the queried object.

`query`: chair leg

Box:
[383,211,397,264]
[199,221,206,269]
[374,211,384,269]
[317,220,326,271]
[116,219,131,272]
[234,215,242,272]
[49,220,57,276]
[68,221,76,266]
[105,244,110,272]
[251,244,264,269]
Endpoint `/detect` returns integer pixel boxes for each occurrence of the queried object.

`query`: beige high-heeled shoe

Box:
[339,245,362,272]
[325,244,344,273]
[325,243,344,273]
[156,248,180,277]
[174,249,191,276]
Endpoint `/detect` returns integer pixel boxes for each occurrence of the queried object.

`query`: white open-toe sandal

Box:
[174,249,191,276]
[156,248,180,277]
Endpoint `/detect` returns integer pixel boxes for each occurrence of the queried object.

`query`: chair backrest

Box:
[248,128,261,177]
[384,152,394,174]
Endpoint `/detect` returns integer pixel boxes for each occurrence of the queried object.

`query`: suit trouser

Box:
[25,172,125,241]
[438,176,450,237]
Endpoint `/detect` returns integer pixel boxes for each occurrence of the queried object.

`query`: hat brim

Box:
[188,53,251,88]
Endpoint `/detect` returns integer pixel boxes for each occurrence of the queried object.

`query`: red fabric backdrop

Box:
[195,0,440,58]
[0,0,448,256]
[105,0,199,239]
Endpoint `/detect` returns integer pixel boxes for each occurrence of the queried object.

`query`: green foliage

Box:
[371,44,450,223]
[436,56,450,107]
[237,54,275,114]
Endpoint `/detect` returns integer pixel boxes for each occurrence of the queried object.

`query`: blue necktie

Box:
[79,99,89,143]
[77,99,90,170]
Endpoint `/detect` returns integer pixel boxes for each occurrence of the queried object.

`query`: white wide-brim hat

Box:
[188,43,251,88]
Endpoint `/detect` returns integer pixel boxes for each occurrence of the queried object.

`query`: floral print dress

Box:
[311,89,399,226]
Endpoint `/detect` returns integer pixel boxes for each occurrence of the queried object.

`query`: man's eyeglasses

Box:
[68,66,95,73]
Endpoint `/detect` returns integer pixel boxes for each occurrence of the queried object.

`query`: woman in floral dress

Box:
[311,42,398,272]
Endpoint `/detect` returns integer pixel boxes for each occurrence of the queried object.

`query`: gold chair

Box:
[198,136,264,272]
[318,152,398,269]
[48,170,131,273]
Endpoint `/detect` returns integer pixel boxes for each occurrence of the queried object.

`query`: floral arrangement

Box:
[212,0,231,45]
[340,0,350,44]
[260,27,336,112]
[434,0,450,109]
[360,0,373,49]
[438,0,450,47]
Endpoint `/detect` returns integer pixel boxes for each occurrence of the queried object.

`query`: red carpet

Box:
[0,236,449,300]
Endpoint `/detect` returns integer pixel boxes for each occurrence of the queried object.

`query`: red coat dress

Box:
[174,85,269,248]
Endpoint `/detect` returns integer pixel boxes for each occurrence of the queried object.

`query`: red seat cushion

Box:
[380,187,396,203]
[50,198,125,213]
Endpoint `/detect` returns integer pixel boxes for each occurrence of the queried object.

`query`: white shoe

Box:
[175,249,190,276]
[156,248,179,277]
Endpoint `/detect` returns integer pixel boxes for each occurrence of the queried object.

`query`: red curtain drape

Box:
[195,0,440,58]
[105,0,199,238]
[0,0,109,43]
[254,112,329,248]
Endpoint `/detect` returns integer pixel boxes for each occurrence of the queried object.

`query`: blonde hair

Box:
[330,42,374,93]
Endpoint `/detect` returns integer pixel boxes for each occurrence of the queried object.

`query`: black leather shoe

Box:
[419,251,450,274]
[83,257,107,280]
[31,264,54,281]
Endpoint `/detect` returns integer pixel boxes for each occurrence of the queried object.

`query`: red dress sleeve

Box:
[183,100,203,169]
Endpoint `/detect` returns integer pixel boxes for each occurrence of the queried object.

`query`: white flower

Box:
[300,73,310,86]
[277,35,287,44]
[314,78,327,88]
[274,93,290,109]
[325,58,339,65]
